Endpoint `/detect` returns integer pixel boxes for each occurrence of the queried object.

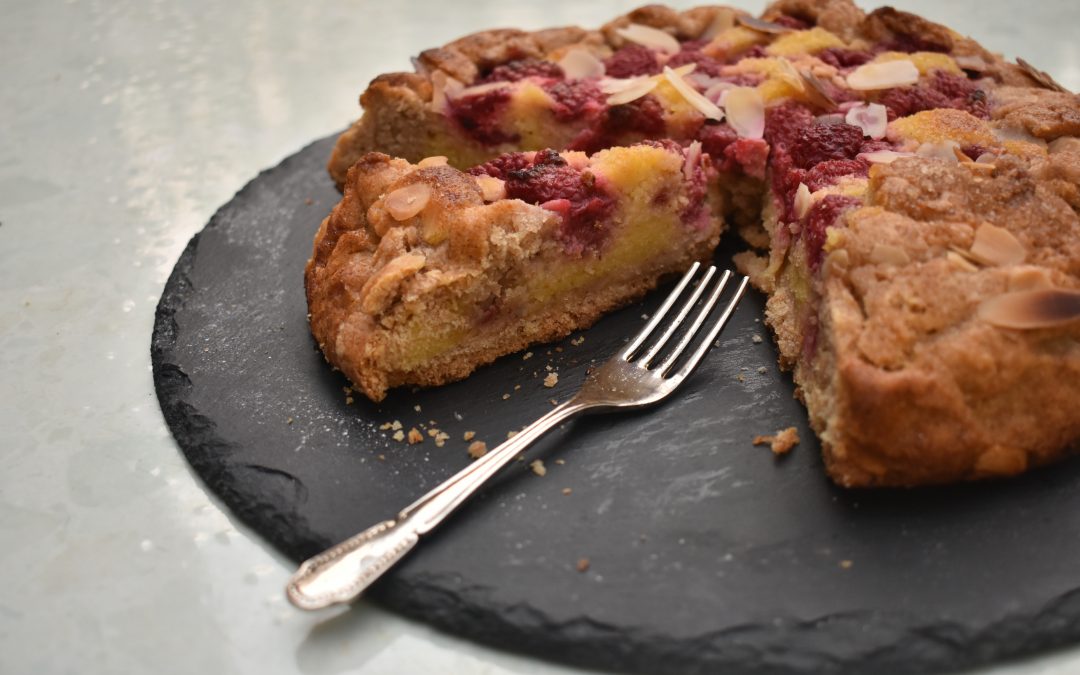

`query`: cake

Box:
[308,0,1080,486]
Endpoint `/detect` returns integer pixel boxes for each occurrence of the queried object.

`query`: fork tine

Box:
[620,262,702,360]
[635,266,717,367]
[652,269,731,375]
[668,275,749,381]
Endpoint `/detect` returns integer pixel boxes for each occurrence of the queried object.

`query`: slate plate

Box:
[152,135,1080,675]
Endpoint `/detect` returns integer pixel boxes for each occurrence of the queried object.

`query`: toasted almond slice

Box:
[454,81,511,99]
[1008,266,1056,292]
[616,23,680,55]
[385,183,432,221]
[736,15,794,34]
[858,150,915,164]
[605,77,658,105]
[558,48,605,80]
[845,103,888,140]
[1017,57,1070,94]
[978,288,1080,329]
[663,66,724,121]
[847,59,920,91]
[947,251,979,273]
[954,54,989,72]
[969,223,1026,267]
[723,86,765,139]
[683,140,703,180]
[793,183,812,220]
[869,243,911,266]
[700,9,736,39]
[430,71,464,111]
[474,175,507,202]
[704,81,736,103]
[600,75,647,94]
[417,155,448,168]
[799,69,838,109]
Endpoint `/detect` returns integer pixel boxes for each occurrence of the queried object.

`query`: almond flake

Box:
[723,86,765,139]
[704,80,736,103]
[605,77,658,106]
[663,66,724,121]
[845,102,888,140]
[700,9,736,39]
[947,251,979,273]
[858,150,915,164]
[430,71,463,111]
[474,175,506,202]
[799,69,838,109]
[869,243,911,266]
[978,288,1080,329]
[969,223,1026,267]
[1017,57,1070,94]
[793,183,813,219]
[417,155,448,168]
[558,48,605,80]
[385,183,432,221]
[736,15,793,34]
[616,23,680,55]
[1008,266,1056,292]
[954,54,989,73]
[846,59,920,91]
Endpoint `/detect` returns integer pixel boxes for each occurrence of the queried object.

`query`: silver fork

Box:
[286,263,749,610]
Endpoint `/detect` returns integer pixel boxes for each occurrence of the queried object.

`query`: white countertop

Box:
[2,1,1078,673]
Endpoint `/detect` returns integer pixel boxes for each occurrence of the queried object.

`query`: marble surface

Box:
[0,1,1077,673]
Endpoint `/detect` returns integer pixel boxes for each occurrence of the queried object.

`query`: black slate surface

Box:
[152,135,1080,675]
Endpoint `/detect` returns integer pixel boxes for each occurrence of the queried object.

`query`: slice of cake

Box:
[306,142,719,401]
[312,0,1080,486]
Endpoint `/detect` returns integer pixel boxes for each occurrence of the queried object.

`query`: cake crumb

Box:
[304,197,314,206]
[507,430,519,439]
[753,427,800,455]
[555,459,566,465]
[463,430,476,441]
[379,422,392,430]
[523,351,533,360]
[377,454,386,461]
[414,405,422,412]
[434,432,450,448]
[544,372,559,388]
[550,399,558,406]
[392,430,405,442]
[427,428,439,438]
[407,428,423,444]
[840,560,853,569]
[286,417,294,425]
[345,396,354,405]
[576,558,590,573]
[736,373,745,383]
[545,364,553,372]
[502,393,511,400]
[752,334,763,343]
[562,487,572,495]
[342,386,353,395]
[514,384,521,391]
[757,366,767,374]
[391,420,403,431]
[530,459,546,477]
[571,336,585,346]
[467,441,488,458]
[555,346,563,352]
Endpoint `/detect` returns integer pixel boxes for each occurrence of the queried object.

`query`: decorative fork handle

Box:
[286,400,588,610]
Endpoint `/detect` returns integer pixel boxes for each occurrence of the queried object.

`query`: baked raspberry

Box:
[544,79,605,122]
[603,44,661,78]
[817,47,874,69]
[764,102,817,154]
[568,94,666,154]
[697,124,738,163]
[724,138,769,180]
[667,50,725,77]
[788,121,865,169]
[880,72,989,120]
[468,152,533,179]
[449,88,516,144]
[802,158,869,192]
[480,58,564,84]
[803,194,861,270]
[498,149,616,254]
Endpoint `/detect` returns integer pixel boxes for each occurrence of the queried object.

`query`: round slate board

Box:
[152,135,1080,675]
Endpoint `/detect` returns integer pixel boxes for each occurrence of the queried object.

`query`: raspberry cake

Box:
[308,0,1080,486]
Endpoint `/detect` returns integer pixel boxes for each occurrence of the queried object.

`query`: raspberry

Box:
[802,158,869,192]
[880,72,989,120]
[568,94,666,154]
[603,45,660,78]
[468,152,532,179]
[804,195,861,270]
[544,79,605,122]
[666,50,725,77]
[788,121,865,169]
[480,59,563,84]
[764,102,816,154]
[817,48,874,69]
[448,88,516,144]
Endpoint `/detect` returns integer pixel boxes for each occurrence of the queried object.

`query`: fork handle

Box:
[286,400,587,610]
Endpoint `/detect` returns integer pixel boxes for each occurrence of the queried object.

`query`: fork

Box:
[286,263,749,610]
